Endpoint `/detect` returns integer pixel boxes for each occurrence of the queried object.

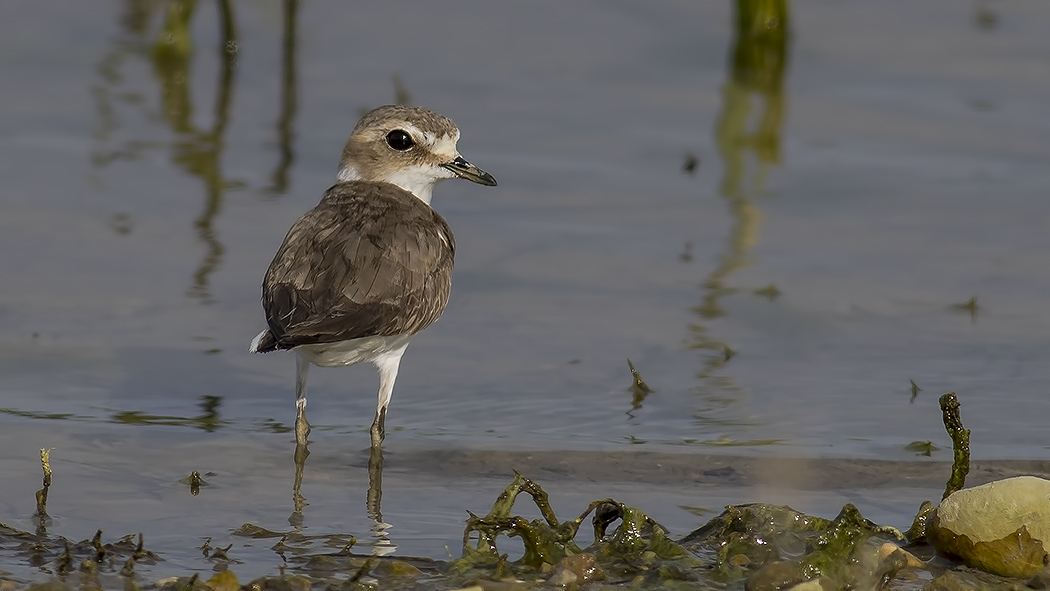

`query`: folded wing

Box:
[261,181,455,350]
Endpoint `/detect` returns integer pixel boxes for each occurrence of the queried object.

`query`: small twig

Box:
[34,448,54,527]
[41,448,53,487]
[57,539,73,575]
[92,529,106,562]
[909,379,921,403]
[209,543,233,561]
[121,556,136,577]
[627,359,652,411]
[133,533,148,559]
[939,392,970,499]
[348,557,375,583]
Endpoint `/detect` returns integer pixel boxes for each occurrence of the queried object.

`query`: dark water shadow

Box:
[690,0,790,432]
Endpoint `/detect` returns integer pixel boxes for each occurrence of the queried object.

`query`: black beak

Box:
[443,156,497,186]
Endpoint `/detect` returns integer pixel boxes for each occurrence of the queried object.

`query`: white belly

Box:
[295,334,413,368]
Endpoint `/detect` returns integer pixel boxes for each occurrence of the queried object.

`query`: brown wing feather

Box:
[261,181,455,349]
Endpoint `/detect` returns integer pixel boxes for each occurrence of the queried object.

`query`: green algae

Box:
[2,394,1043,590]
[682,503,909,591]
[0,469,1041,591]
[905,440,939,456]
[449,474,913,590]
[939,392,971,500]
[451,473,705,588]
[904,500,936,541]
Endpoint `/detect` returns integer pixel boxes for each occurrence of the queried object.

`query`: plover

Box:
[250,105,497,447]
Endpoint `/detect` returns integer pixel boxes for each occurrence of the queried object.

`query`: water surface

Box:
[1,0,1049,584]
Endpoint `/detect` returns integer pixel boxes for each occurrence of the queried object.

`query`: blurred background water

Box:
[1,0,1049,582]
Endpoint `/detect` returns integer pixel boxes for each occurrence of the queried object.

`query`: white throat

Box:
[336,165,445,205]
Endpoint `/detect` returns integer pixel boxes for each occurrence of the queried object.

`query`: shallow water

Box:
[1,0,1049,585]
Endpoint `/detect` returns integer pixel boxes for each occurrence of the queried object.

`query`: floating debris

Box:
[179,471,208,496]
[208,543,233,561]
[626,359,652,411]
[679,505,713,518]
[680,240,693,262]
[722,344,737,362]
[753,284,781,300]
[904,440,938,456]
[683,152,699,175]
[950,296,980,321]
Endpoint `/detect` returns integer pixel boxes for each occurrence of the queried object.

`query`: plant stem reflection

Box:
[689,0,790,432]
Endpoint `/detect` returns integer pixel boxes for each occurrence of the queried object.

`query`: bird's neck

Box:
[336,165,436,205]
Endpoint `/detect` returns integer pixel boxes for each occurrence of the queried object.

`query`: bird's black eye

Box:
[386,129,415,151]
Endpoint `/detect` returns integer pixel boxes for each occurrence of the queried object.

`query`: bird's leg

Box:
[294,353,311,446]
[370,345,407,447]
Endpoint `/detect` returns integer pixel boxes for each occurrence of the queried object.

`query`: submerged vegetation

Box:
[4,392,1047,590]
[0,474,922,591]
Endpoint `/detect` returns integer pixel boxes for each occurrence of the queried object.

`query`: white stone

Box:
[934,476,1050,543]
